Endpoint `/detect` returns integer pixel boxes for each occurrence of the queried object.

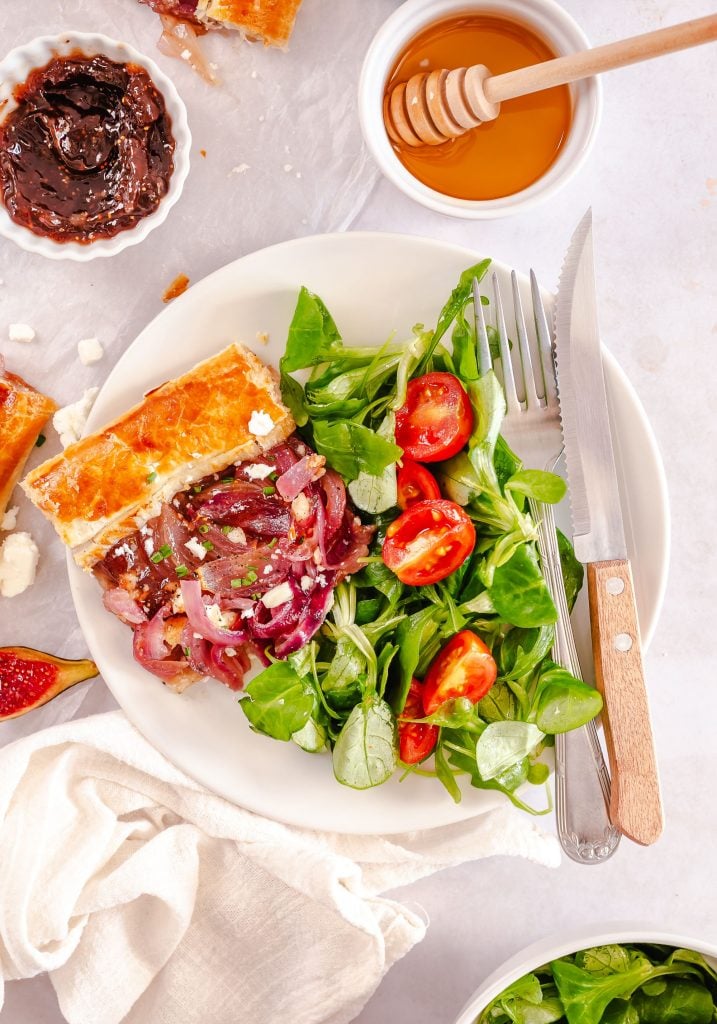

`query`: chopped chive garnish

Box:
[221,477,234,484]
[36,433,46,448]
[202,540,214,551]
[150,543,172,564]
[245,570,258,584]
[268,538,278,548]
[146,471,158,483]
[263,485,276,496]
[183,646,190,657]
[269,472,279,482]
[221,525,232,535]
[193,485,202,493]
[175,565,189,578]
[231,578,243,588]
[198,524,210,534]
[252,592,261,601]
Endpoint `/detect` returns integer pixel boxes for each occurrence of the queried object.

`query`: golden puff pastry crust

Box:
[22,343,294,567]
[197,0,304,47]
[0,365,57,520]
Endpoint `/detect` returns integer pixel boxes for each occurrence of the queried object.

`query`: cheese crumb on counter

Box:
[248,410,274,437]
[77,337,104,365]
[8,323,35,343]
[1,506,18,531]
[0,532,39,597]
[53,388,99,448]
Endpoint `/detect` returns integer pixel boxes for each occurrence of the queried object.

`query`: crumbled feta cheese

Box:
[313,549,324,567]
[1,506,18,531]
[226,527,247,545]
[185,537,207,561]
[291,493,310,520]
[300,575,313,592]
[77,337,104,365]
[316,572,327,587]
[193,632,203,640]
[244,462,274,481]
[248,410,274,437]
[171,590,185,614]
[143,536,155,557]
[8,323,35,343]
[241,607,255,620]
[0,532,39,597]
[225,647,237,657]
[263,564,272,575]
[53,388,98,448]
[205,603,236,630]
[256,331,269,345]
[261,582,293,608]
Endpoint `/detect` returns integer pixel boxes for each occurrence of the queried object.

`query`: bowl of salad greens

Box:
[453,925,717,1024]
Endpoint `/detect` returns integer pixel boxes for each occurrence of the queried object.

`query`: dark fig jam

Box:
[0,53,175,244]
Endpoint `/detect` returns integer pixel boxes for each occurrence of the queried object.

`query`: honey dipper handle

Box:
[484,13,717,104]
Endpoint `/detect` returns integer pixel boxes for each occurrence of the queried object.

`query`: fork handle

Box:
[587,559,664,846]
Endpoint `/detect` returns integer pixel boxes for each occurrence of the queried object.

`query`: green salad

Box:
[238,260,603,808]
[477,943,717,1023]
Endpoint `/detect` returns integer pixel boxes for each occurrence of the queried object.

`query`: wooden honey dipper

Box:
[386,13,717,147]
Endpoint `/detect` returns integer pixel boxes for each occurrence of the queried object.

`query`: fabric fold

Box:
[0,711,559,1024]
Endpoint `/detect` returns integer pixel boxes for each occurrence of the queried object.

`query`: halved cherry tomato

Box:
[397,459,441,510]
[398,678,439,765]
[395,372,474,463]
[382,499,475,586]
[422,630,498,715]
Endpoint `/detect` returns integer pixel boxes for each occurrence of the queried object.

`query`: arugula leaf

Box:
[557,529,584,613]
[506,470,567,505]
[240,662,314,741]
[391,606,442,713]
[332,695,397,789]
[475,721,544,780]
[312,420,402,482]
[499,624,555,679]
[489,544,558,627]
[280,370,310,426]
[415,258,492,373]
[281,287,343,372]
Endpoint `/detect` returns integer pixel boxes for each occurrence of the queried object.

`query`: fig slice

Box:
[0,647,98,721]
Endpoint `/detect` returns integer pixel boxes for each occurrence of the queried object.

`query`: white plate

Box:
[69,232,669,835]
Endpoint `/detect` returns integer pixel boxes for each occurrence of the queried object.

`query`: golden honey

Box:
[385,13,573,200]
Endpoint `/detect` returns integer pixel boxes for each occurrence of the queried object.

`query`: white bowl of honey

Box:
[359,0,601,218]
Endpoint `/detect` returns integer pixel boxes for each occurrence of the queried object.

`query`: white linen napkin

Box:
[0,711,559,1024]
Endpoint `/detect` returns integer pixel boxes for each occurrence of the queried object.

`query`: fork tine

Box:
[472,277,492,374]
[492,272,521,416]
[511,270,540,409]
[530,269,559,409]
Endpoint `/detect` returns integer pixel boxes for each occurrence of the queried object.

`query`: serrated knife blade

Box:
[554,208,663,847]
[554,209,626,564]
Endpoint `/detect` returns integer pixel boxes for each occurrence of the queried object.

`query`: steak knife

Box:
[553,209,664,846]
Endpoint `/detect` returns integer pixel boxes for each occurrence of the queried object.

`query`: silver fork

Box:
[473,271,621,864]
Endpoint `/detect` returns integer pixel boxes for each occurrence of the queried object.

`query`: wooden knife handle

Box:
[587,558,664,845]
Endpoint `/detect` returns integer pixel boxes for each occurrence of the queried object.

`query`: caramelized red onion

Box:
[96,435,375,692]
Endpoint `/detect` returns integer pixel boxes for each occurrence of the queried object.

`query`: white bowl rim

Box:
[453,921,717,1023]
[358,0,603,219]
[0,30,191,261]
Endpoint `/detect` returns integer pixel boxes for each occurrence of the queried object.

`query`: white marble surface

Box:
[1,0,716,1020]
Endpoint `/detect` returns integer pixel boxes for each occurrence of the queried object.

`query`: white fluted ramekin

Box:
[359,0,602,219]
[0,32,191,261]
